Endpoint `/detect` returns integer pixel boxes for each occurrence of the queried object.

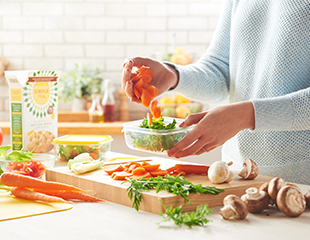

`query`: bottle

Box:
[101,79,115,122]
[88,93,103,123]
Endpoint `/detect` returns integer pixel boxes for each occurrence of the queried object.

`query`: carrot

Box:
[0,172,86,192]
[165,166,177,173]
[141,89,152,108]
[175,164,209,175]
[141,164,160,172]
[124,162,141,168]
[128,163,141,173]
[150,100,161,119]
[10,187,67,203]
[132,167,148,175]
[103,164,124,175]
[34,189,104,202]
[130,172,152,180]
[149,170,168,177]
[89,152,98,160]
[141,161,150,166]
[84,145,91,151]
[147,112,153,126]
[93,149,100,154]
[111,171,133,181]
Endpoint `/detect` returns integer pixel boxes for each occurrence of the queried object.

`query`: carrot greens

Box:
[123,174,225,211]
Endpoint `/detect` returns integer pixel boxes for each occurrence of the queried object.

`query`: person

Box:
[122,0,310,185]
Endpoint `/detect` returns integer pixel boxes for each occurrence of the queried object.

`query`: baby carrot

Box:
[0,172,86,192]
[10,187,67,203]
[34,189,104,202]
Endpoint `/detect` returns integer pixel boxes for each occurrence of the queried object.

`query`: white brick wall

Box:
[0,0,224,121]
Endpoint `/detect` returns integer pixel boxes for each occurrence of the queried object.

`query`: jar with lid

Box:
[88,93,103,123]
[101,79,115,122]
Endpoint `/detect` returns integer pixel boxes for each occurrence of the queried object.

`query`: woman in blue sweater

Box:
[122,0,310,184]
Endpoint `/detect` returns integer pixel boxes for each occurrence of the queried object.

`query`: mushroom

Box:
[276,186,306,217]
[208,161,234,184]
[219,194,248,220]
[304,190,310,208]
[238,158,259,180]
[259,181,273,205]
[267,177,286,204]
[241,187,269,213]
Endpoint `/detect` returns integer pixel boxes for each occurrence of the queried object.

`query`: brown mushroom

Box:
[259,181,273,205]
[219,194,248,220]
[276,186,306,217]
[241,187,269,213]
[238,158,259,180]
[268,177,286,204]
[304,190,310,208]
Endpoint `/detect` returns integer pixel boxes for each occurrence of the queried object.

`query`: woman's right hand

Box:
[122,56,179,103]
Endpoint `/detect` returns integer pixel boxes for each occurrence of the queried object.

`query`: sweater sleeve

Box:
[170,0,233,104]
[252,87,310,131]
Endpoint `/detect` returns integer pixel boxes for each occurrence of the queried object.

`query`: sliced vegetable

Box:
[175,164,209,175]
[103,164,124,175]
[71,161,104,174]
[68,153,94,170]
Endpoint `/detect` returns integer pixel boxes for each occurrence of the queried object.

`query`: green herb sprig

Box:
[123,174,225,211]
[158,199,212,228]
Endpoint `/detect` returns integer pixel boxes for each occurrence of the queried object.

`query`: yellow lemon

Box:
[175,106,191,119]
[175,94,191,104]
[159,96,175,105]
[170,48,192,65]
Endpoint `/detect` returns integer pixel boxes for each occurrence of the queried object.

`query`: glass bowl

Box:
[122,117,194,155]
[0,153,56,179]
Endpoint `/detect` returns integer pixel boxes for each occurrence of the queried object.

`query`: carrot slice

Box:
[103,164,124,175]
[111,171,133,180]
[141,164,160,172]
[141,89,152,108]
[165,166,177,173]
[141,74,152,83]
[147,112,153,126]
[174,164,209,175]
[141,161,150,166]
[132,167,148,175]
[145,85,158,98]
[149,170,168,177]
[130,172,152,180]
[128,163,141,173]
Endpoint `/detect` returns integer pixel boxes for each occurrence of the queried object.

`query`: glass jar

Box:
[101,79,115,122]
[88,93,103,123]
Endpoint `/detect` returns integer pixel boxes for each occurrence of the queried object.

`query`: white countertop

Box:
[1,152,310,240]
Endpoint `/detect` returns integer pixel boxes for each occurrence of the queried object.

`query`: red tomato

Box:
[0,128,3,146]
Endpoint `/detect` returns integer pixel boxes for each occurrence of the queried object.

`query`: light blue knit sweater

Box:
[172,0,310,184]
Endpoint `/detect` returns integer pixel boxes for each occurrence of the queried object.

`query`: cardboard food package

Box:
[5,70,61,153]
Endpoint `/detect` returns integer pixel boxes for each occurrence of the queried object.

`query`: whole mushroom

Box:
[304,190,310,208]
[208,161,234,184]
[241,187,269,213]
[238,158,259,180]
[219,194,248,220]
[268,177,286,204]
[276,186,306,217]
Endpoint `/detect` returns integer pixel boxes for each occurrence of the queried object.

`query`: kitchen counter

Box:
[1,152,309,240]
[0,121,125,135]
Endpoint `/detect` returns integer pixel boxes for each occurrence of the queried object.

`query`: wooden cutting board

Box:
[0,190,73,221]
[46,157,272,215]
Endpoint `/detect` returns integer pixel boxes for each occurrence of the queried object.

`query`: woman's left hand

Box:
[167,101,255,158]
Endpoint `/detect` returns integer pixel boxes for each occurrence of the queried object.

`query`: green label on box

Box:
[11,103,23,150]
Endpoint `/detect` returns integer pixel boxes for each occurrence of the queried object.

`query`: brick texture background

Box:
[0,0,223,121]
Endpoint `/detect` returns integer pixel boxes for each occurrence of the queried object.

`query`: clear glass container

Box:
[88,93,103,123]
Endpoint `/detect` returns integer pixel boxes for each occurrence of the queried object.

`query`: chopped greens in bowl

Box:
[122,116,194,154]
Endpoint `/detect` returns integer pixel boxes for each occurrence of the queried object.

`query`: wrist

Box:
[163,62,179,90]
[242,101,255,130]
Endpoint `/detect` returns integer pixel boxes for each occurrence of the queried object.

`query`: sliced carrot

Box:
[128,163,141,173]
[124,162,141,168]
[145,85,158,98]
[103,164,124,175]
[141,74,152,83]
[84,145,91,151]
[147,112,153,126]
[130,172,152,180]
[111,171,133,180]
[149,170,168,177]
[141,89,152,108]
[165,166,177,173]
[141,161,151,166]
[132,167,148,175]
[150,100,161,119]
[89,152,98,160]
[175,164,209,175]
[141,164,160,172]
[93,149,100,154]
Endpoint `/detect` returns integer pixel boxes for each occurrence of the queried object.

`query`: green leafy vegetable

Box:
[158,199,212,228]
[129,116,189,153]
[0,145,34,161]
[123,174,225,211]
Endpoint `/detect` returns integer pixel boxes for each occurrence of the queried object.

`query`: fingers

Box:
[179,112,207,128]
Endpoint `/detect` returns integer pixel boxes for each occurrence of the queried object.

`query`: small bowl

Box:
[122,117,194,155]
[0,153,55,179]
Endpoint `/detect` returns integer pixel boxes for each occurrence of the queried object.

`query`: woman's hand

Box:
[122,56,178,103]
[167,101,255,158]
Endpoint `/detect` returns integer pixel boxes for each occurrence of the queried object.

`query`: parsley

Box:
[158,199,212,228]
[123,174,225,211]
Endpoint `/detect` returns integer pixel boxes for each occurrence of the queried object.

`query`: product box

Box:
[5,70,61,153]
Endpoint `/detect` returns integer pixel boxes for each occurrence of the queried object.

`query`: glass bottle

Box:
[101,79,115,122]
[88,93,103,123]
